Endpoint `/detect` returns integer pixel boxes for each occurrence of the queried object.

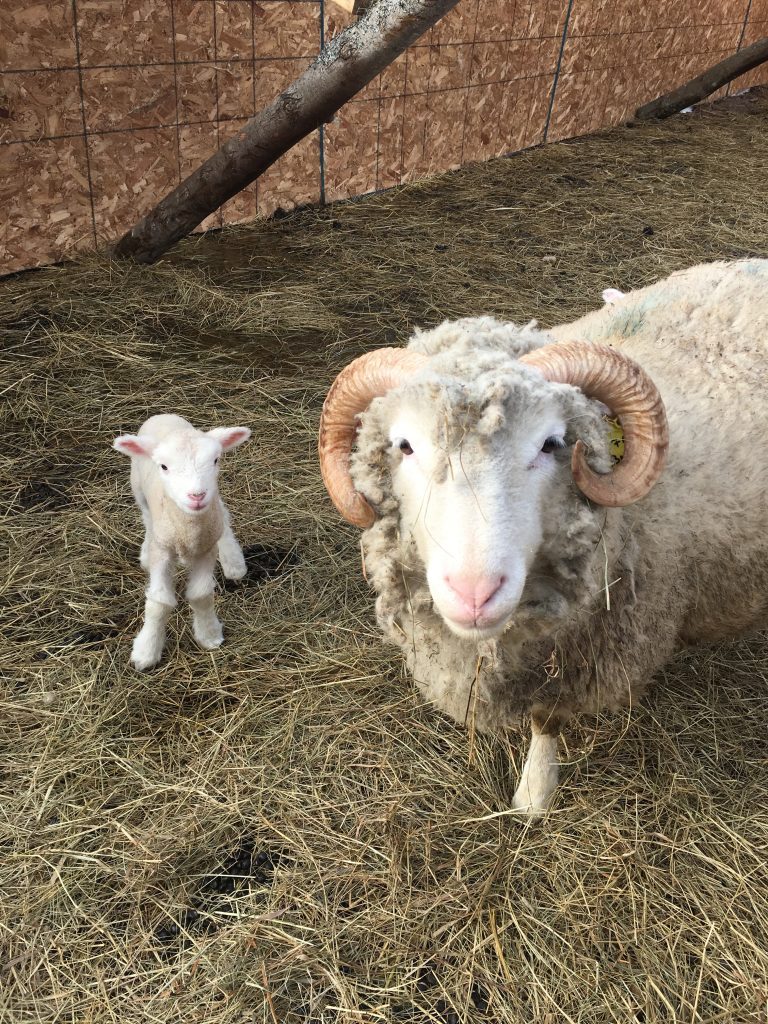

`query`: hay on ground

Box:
[1,88,768,1023]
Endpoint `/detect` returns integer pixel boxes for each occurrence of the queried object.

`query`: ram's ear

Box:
[113,434,155,457]
[207,426,251,451]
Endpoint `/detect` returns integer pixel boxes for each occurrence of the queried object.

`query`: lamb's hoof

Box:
[130,634,164,671]
[194,622,224,650]
[219,544,247,580]
[221,560,247,581]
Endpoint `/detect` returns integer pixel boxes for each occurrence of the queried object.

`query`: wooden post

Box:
[113,0,460,264]
[634,36,768,121]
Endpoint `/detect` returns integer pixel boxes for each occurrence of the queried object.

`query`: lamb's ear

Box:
[113,434,155,457]
[207,426,251,451]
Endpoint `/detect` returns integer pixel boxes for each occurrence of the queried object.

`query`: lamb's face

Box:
[153,434,223,514]
[373,369,600,639]
[114,424,251,514]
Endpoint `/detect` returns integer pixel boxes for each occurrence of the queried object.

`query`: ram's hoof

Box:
[510,794,550,817]
[511,775,557,817]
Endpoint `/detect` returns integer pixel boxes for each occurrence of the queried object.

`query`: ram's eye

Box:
[160,464,169,471]
[541,436,565,454]
[214,458,219,465]
[398,439,414,456]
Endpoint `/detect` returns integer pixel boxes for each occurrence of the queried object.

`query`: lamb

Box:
[317,258,768,814]
[113,415,251,671]
[601,287,625,304]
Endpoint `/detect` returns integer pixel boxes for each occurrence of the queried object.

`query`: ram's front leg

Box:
[512,705,571,815]
[186,550,224,650]
[131,545,176,671]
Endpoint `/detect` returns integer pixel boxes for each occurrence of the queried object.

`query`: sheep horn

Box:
[318,347,429,527]
[519,341,669,506]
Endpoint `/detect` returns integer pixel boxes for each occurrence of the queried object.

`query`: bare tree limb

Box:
[113,0,460,264]
[634,36,768,121]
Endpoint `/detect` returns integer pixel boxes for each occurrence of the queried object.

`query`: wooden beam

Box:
[113,0,459,264]
[634,36,768,121]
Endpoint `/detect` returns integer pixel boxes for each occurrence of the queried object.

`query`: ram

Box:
[318,259,768,813]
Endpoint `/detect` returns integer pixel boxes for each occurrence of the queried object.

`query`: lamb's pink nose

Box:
[444,574,505,620]
[188,490,207,501]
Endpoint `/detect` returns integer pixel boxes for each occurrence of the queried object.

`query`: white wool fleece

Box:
[114,414,251,671]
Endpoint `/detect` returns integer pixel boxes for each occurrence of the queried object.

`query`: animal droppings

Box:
[154,841,280,944]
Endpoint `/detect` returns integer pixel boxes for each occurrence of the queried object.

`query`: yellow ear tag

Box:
[604,416,625,463]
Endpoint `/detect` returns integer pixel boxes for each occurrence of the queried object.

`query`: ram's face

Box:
[383,374,578,639]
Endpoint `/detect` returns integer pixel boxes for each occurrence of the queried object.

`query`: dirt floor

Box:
[2,87,768,1023]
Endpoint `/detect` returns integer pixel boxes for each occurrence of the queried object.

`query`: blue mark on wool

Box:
[737,259,768,275]
[613,308,647,337]
[592,291,665,339]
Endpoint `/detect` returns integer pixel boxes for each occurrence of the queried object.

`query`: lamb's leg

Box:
[512,705,570,815]
[138,510,152,571]
[217,502,247,580]
[131,474,153,571]
[186,550,224,650]
[131,546,176,671]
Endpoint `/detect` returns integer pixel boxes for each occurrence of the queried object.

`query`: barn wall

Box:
[2,0,766,276]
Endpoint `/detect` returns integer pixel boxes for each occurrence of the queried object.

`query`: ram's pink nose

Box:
[188,490,207,501]
[444,574,505,622]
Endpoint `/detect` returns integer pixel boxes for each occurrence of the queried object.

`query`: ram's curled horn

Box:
[319,339,668,526]
[519,341,669,506]
[318,347,429,527]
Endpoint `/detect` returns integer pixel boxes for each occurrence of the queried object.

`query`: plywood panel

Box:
[1,0,762,275]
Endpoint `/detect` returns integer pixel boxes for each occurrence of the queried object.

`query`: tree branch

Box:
[634,36,768,122]
[113,0,460,264]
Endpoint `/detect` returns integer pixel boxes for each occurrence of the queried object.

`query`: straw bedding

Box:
[2,88,768,1022]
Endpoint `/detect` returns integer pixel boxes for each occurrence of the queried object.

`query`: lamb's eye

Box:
[541,436,565,454]
[160,464,169,471]
[399,439,414,456]
[214,458,219,465]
